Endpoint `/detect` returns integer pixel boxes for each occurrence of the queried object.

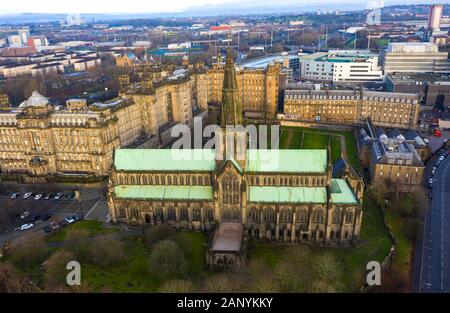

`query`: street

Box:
[419,154,450,292]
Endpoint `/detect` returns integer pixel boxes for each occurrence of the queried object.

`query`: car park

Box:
[23,192,32,199]
[43,225,52,233]
[45,193,55,200]
[20,211,30,219]
[34,193,43,200]
[19,223,34,231]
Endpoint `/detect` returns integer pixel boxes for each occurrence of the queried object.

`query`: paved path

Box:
[418,155,450,292]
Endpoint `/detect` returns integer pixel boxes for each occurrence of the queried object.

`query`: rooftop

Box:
[211,222,243,252]
[248,186,327,204]
[114,185,213,200]
[114,149,329,173]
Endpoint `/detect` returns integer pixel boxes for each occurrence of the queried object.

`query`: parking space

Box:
[0,188,98,234]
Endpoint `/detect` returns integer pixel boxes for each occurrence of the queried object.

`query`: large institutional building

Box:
[107,48,364,254]
[283,89,420,129]
[299,50,384,83]
[381,42,450,74]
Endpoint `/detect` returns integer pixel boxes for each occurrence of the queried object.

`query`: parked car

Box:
[43,225,52,233]
[65,216,75,224]
[32,214,42,222]
[20,211,30,219]
[23,192,32,199]
[54,193,64,200]
[10,192,20,199]
[34,193,43,200]
[432,167,436,175]
[19,223,33,231]
[439,155,445,162]
[66,192,76,199]
[58,220,68,228]
[45,193,55,200]
[72,214,80,221]
[42,213,52,221]
[50,222,59,230]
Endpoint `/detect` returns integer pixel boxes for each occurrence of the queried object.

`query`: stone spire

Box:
[220,46,243,127]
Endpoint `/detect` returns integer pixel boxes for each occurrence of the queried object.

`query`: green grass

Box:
[46,221,120,243]
[248,195,392,292]
[330,136,342,163]
[302,132,328,149]
[385,209,413,275]
[279,126,360,171]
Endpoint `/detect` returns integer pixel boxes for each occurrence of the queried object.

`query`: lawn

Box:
[249,195,392,292]
[82,232,208,292]
[302,132,328,149]
[46,220,120,243]
[385,208,413,278]
[279,126,358,170]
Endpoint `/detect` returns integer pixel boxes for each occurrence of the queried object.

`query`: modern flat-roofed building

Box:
[299,50,384,83]
[386,72,450,108]
[381,42,450,74]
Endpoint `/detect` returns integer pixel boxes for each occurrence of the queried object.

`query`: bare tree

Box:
[88,236,127,267]
[43,250,77,292]
[149,240,187,280]
[0,261,37,293]
[159,279,194,293]
[9,237,50,268]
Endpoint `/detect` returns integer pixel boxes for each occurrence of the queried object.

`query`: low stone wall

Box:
[280,120,354,132]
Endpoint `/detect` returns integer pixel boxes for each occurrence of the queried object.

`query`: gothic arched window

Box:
[222,172,239,204]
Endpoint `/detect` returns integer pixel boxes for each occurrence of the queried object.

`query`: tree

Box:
[0,261,36,293]
[204,274,236,293]
[145,225,171,245]
[159,279,193,293]
[274,261,301,292]
[311,254,342,292]
[9,237,50,268]
[64,228,90,260]
[43,250,76,292]
[88,236,127,267]
[370,180,390,208]
[149,240,187,280]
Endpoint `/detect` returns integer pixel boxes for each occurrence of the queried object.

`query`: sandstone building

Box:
[283,89,420,129]
[107,48,364,262]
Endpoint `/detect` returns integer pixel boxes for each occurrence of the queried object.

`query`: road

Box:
[419,154,450,292]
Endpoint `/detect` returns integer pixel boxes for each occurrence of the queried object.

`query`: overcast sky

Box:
[0,0,444,15]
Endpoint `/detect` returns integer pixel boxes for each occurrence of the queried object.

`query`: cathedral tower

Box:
[217,46,247,169]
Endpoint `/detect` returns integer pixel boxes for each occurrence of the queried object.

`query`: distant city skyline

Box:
[0,0,444,15]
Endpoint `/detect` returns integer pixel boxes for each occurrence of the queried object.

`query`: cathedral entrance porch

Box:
[207,222,246,268]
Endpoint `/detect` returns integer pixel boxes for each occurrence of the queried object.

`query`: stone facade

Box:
[108,48,364,249]
[283,89,420,129]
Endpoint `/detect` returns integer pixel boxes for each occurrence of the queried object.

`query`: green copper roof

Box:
[246,149,327,173]
[330,179,358,204]
[114,185,213,200]
[114,149,216,172]
[248,186,327,204]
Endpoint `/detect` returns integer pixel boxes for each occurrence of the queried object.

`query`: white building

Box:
[299,50,384,83]
[381,42,450,74]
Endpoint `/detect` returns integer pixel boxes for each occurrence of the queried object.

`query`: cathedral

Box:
[107,47,364,266]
